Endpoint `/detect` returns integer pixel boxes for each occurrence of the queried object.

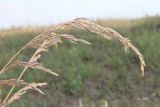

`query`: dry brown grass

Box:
[0,18,145,107]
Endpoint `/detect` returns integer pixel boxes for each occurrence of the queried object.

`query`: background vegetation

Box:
[0,16,160,107]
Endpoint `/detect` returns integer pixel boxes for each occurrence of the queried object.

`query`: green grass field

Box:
[0,16,160,107]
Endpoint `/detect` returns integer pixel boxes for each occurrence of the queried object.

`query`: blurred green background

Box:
[0,16,160,107]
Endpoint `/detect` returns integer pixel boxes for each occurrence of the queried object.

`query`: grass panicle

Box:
[0,18,145,107]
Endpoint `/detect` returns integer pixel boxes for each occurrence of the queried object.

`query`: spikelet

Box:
[20,61,59,76]
[26,32,62,49]
[0,79,26,88]
[6,83,47,106]
[6,61,58,76]
[58,34,91,44]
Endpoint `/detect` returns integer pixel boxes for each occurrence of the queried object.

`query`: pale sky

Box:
[0,0,160,29]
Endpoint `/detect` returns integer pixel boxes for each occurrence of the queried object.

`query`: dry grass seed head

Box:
[6,83,47,106]
[26,32,62,49]
[6,61,59,76]
[0,17,146,107]
[58,34,91,44]
[53,18,145,76]
[0,79,26,88]
[1,18,144,76]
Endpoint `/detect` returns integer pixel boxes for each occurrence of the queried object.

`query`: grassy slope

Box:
[0,16,160,107]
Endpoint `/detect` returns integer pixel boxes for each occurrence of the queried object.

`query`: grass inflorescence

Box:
[0,17,152,107]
